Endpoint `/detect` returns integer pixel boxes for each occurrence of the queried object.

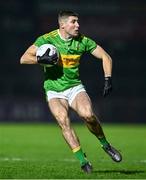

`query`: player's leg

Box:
[48,98,92,172]
[71,91,122,162]
[71,91,106,139]
[48,98,78,148]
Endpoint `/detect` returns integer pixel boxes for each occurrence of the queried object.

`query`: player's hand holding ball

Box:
[36,44,59,67]
[103,77,112,97]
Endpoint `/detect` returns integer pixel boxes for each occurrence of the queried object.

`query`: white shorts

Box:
[46,84,86,106]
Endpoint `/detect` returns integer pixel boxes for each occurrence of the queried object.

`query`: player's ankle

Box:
[98,137,109,147]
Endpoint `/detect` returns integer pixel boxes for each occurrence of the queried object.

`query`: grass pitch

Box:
[0,123,146,179]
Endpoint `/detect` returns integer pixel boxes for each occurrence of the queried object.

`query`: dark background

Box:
[0,0,146,123]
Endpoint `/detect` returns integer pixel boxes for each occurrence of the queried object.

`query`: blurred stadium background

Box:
[0,0,146,124]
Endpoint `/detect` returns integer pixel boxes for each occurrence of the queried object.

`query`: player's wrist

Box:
[36,56,40,63]
[104,74,112,78]
[104,76,112,81]
[36,56,41,63]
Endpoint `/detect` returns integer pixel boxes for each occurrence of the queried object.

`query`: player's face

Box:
[63,16,80,37]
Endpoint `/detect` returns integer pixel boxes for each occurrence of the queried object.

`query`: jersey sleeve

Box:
[33,35,50,47]
[84,37,97,53]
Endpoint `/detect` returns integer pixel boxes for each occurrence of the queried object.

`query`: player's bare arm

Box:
[91,45,112,97]
[20,45,38,64]
[91,45,112,77]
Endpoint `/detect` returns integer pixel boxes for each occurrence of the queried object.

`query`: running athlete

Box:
[20,10,122,173]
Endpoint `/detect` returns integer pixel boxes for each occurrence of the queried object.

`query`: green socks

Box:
[72,138,109,165]
[98,137,109,147]
[73,146,88,166]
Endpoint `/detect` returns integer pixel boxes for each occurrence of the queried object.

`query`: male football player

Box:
[20,10,122,173]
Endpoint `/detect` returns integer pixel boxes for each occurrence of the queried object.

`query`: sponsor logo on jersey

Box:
[60,54,81,67]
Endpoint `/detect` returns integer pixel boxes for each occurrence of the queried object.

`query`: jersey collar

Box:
[58,29,72,42]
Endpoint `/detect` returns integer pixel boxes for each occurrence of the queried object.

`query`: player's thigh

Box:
[71,91,94,118]
[48,98,69,122]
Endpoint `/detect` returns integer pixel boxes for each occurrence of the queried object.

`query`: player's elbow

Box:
[103,53,112,64]
[108,54,112,62]
[20,56,25,64]
[20,53,29,64]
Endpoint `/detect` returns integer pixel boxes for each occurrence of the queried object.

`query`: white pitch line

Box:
[0,157,23,161]
[140,160,146,163]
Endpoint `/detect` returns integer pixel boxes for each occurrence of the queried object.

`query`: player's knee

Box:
[79,107,98,124]
[80,109,94,122]
[86,116,97,125]
[59,122,70,131]
[58,120,70,131]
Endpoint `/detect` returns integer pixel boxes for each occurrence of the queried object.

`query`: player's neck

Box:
[58,29,72,41]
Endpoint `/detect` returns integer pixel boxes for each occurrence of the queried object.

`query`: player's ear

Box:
[60,21,65,29]
[59,17,68,29]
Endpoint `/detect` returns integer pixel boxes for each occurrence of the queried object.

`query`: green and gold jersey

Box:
[34,29,97,92]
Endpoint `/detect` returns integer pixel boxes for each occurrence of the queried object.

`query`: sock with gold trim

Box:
[72,146,88,166]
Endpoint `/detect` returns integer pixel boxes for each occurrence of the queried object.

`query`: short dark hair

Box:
[58,10,78,22]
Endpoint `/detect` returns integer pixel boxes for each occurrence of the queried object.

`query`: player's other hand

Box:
[103,77,112,97]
